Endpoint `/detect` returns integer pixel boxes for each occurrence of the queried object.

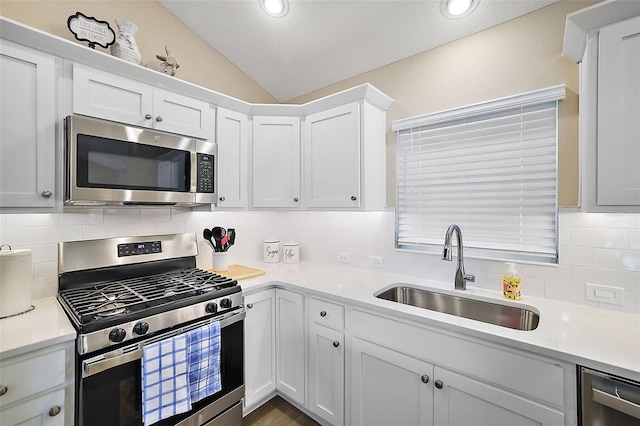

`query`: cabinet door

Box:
[243,290,276,410]
[216,107,249,207]
[152,88,215,139]
[275,289,305,405]
[433,367,564,426]
[308,322,344,426]
[0,388,66,426]
[303,102,360,208]
[351,337,433,426]
[0,41,56,208]
[72,63,153,127]
[252,116,301,208]
[597,15,640,206]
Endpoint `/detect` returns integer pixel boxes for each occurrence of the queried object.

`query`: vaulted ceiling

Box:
[159,0,559,102]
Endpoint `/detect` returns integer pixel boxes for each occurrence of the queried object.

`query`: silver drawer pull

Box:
[593,388,640,420]
[320,310,327,317]
[332,341,340,348]
[49,405,62,417]
[246,303,253,309]
[0,385,7,396]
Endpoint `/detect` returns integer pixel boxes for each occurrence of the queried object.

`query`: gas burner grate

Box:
[59,268,236,324]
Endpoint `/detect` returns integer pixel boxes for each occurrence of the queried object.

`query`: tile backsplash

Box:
[0,208,638,314]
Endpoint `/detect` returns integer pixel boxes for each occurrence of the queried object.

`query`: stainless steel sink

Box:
[375,285,540,331]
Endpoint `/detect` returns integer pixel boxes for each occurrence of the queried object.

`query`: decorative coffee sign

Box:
[67,12,115,49]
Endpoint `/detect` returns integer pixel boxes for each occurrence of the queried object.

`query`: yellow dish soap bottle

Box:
[503,262,521,300]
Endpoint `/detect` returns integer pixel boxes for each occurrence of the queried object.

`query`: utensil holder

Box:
[212,252,229,271]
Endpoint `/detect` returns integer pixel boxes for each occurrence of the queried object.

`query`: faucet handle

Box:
[464,274,475,283]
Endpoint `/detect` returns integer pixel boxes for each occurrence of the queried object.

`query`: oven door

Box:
[77,312,244,426]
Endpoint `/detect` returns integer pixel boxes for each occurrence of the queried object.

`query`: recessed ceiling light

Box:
[441,0,478,19]
[260,0,289,18]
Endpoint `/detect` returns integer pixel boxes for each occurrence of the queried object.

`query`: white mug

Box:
[283,242,299,264]
[263,239,280,263]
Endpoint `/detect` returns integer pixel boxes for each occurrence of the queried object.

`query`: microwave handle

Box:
[82,311,244,378]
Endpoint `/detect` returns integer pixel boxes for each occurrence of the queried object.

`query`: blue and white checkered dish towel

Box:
[186,322,222,403]
[141,334,192,426]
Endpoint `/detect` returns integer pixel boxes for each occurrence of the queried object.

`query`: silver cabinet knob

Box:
[333,341,340,348]
[155,116,163,122]
[421,375,430,384]
[0,385,7,396]
[351,196,357,201]
[145,113,153,119]
[246,303,253,309]
[219,196,226,202]
[41,190,52,198]
[48,405,62,417]
[320,310,327,317]
[435,380,444,389]
[293,197,299,202]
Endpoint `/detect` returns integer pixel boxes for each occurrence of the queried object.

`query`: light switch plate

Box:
[585,283,625,306]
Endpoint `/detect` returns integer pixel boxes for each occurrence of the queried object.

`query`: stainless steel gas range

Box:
[57,233,245,426]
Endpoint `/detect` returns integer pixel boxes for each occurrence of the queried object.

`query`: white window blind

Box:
[392,86,565,264]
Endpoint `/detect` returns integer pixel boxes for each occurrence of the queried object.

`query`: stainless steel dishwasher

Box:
[579,366,640,425]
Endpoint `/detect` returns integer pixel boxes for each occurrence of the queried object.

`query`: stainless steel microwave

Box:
[64,115,217,207]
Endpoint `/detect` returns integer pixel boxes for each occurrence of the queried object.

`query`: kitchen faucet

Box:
[442,224,475,290]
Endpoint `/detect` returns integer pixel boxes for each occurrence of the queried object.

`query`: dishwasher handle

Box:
[593,387,640,420]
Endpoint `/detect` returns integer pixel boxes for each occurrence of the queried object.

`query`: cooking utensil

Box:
[211,227,226,252]
[203,228,215,251]
[228,228,236,247]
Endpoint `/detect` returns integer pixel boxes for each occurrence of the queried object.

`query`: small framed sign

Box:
[67,12,115,49]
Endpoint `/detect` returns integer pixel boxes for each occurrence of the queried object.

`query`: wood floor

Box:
[243,396,320,426]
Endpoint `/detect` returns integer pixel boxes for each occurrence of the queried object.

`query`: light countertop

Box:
[2,261,638,383]
[236,261,640,382]
[0,297,76,360]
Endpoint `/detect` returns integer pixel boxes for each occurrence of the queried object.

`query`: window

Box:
[392,85,565,264]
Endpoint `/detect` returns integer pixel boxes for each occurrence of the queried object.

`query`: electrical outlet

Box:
[368,255,384,268]
[338,252,351,263]
[585,283,624,306]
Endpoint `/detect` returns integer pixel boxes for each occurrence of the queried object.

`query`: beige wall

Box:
[0,0,277,104]
[289,0,600,207]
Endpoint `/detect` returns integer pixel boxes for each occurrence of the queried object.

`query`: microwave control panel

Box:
[196,153,215,193]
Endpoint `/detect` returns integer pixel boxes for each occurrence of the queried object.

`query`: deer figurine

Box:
[145,45,180,76]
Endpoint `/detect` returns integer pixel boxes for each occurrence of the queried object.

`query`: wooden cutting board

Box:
[207,264,266,280]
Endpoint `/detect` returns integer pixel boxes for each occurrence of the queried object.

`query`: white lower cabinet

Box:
[433,367,563,426]
[351,337,433,426]
[0,342,74,426]
[275,289,305,405]
[308,322,344,425]
[350,309,568,426]
[243,289,276,411]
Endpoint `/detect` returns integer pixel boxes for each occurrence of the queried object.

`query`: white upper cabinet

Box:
[216,107,250,208]
[302,101,387,210]
[596,16,640,207]
[563,2,640,212]
[0,40,57,209]
[251,116,301,209]
[72,64,215,140]
[303,102,361,208]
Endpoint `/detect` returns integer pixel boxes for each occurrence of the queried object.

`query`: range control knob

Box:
[133,322,150,335]
[205,302,218,314]
[220,298,232,309]
[109,328,126,343]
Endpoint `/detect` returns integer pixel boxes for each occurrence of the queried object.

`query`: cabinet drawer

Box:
[309,297,344,330]
[0,388,65,425]
[0,348,66,408]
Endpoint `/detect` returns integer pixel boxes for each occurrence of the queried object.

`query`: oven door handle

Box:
[82,311,245,378]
